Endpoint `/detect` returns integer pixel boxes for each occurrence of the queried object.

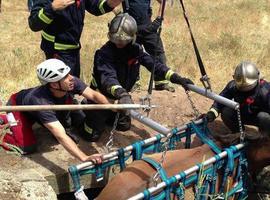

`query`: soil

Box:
[0,87,269,199]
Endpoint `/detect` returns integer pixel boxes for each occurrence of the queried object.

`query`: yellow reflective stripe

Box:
[154,80,169,85]
[42,31,80,50]
[38,8,53,24]
[98,0,106,14]
[84,123,93,134]
[91,76,97,88]
[41,31,55,42]
[55,43,80,50]
[210,107,219,118]
[165,69,175,80]
[111,85,122,96]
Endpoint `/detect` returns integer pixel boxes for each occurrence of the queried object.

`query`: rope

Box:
[178,0,211,90]
[0,123,23,156]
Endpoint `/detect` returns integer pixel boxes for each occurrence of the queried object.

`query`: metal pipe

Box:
[128,143,245,200]
[75,112,203,170]
[188,84,239,110]
[130,110,171,134]
[0,104,151,112]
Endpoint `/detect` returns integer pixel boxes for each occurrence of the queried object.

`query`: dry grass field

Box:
[0,0,270,102]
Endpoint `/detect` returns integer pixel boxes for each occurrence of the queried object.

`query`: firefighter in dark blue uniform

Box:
[28,0,122,77]
[206,61,270,136]
[122,0,175,92]
[82,13,193,141]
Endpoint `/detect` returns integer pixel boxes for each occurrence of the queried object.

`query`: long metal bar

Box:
[0,104,152,112]
[130,110,171,134]
[128,143,245,200]
[75,112,203,170]
[188,84,239,110]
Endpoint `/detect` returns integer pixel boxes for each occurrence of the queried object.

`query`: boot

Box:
[155,82,175,92]
[80,123,102,142]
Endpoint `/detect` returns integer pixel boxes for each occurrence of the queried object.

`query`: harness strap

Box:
[172,171,186,200]
[178,0,211,90]
[142,157,170,199]
[184,125,192,149]
[117,148,126,171]
[189,122,221,154]
[68,166,81,191]
[143,134,163,154]
[132,141,144,160]
[208,154,221,194]
[168,127,180,150]
[219,147,235,192]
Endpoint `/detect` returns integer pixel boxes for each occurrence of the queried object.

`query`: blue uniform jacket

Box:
[212,80,270,115]
[91,42,174,99]
[28,0,113,52]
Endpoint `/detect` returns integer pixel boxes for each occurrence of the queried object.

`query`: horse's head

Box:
[212,130,270,174]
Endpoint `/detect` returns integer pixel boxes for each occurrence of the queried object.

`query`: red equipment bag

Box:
[1,94,37,154]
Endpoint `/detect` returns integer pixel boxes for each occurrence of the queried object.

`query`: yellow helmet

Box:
[233,61,260,92]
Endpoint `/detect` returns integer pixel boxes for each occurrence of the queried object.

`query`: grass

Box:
[1,0,270,102]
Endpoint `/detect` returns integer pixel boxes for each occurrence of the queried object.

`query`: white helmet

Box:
[36,59,71,85]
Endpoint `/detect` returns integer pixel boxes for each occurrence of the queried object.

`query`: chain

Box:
[185,90,201,119]
[105,113,120,153]
[236,108,245,143]
[140,95,152,116]
[152,131,173,185]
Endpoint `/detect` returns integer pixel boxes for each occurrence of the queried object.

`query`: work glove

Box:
[147,16,162,33]
[118,92,134,105]
[170,73,194,90]
[118,92,134,115]
[114,88,134,115]
[205,108,219,122]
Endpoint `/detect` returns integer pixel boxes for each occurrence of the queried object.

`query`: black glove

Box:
[118,92,134,105]
[170,73,194,90]
[147,16,162,33]
[206,110,217,122]
[116,90,134,115]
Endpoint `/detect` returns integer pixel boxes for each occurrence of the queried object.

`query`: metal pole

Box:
[128,143,245,200]
[187,84,239,110]
[130,110,171,134]
[0,104,152,112]
[74,111,203,170]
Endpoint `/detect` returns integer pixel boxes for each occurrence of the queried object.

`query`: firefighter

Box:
[28,0,123,77]
[122,0,175,92]
[206,61,270,136]
[1,59,108,162]
[81,13,194,141]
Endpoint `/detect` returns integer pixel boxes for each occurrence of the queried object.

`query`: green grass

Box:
[1,0,270,102]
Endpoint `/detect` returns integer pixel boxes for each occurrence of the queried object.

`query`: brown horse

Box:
[96,132,270,200]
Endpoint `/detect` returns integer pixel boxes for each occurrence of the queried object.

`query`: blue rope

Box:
[190,122,221,154]
[117,148,126,171]
[132,141,144,160]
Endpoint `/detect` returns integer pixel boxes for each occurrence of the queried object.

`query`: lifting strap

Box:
[147,0,167,96]
[179,0,211,90]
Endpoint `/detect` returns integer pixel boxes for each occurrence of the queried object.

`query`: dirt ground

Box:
[0,87,269,199]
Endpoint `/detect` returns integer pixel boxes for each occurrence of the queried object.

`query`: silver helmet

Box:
[233,61,260,91]
[108,13,137,46]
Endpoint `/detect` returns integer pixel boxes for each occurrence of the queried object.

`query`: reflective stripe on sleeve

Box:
[38,8,53,24]
[165,69,175,80]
